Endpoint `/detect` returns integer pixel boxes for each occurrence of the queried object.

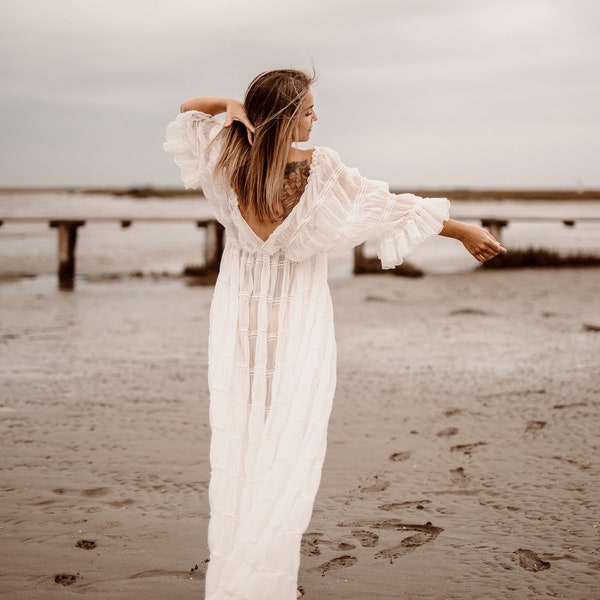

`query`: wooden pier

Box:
[0,214,598,290]
[0,217,224,290]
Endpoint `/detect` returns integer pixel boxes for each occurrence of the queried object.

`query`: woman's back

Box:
[238,147,314,242]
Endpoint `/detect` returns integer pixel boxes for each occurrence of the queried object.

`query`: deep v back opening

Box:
[237,207,285,243]
[236,148,317,244]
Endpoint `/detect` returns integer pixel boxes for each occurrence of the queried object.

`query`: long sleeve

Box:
[163,110,224,189]
[286,147,450,269]
[163,111,234,226]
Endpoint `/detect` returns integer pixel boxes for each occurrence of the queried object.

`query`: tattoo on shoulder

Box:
[279,160,310,218]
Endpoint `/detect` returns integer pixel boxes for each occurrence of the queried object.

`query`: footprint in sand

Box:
[338,519,443,536]
[351,530,379,547]
[129,567,206,581]
[375,523,443,564]
[309,555,358,576]
[450,441,486,454]
[54,573,78,586]
[553,402,587,410]
[358,478,390,493]
[349,474,391,497]
[444,408,462,417]
[31,498,56,506]
[301,535,321,556]
[389,452,411,462]
[301,532,355,556]
[338,520,443,564]
[436,427,459,438]
[449,467,469,484]
[375,531,436,563]
[449,308,489,316]
[516,548,550,572]
[81,487,109,497]
[378,500,431,512]
[364,295,393,303]
[525,420,546,432]
[107,498,135,508]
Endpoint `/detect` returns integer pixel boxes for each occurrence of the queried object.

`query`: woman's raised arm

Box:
[180,96,229,114]
[179,96,254,133]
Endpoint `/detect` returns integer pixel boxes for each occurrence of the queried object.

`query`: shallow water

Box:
[1,192,599,281]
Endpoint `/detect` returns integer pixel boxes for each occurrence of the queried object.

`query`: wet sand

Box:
[1,269,599,599]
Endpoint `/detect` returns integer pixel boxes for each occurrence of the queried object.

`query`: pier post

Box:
[353,243,367,274]
[481,219,508,244]
[49,220,85,290]
[203,220,225,272]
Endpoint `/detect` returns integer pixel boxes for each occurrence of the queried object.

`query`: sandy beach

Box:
[1,268,599,599]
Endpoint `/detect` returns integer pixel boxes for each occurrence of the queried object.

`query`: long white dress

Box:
[164,111,450,599]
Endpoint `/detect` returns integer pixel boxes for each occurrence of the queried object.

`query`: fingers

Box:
[223,102,255,133]
[462,224,507,263]
[225,115,254,130]
[224,112,255,147]
[223,112,239,128]
[475,229,507,262]
[474,242,507,262]
[488,237,507,253]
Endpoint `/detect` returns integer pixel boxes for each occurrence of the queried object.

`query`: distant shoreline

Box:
[1,186,600,201]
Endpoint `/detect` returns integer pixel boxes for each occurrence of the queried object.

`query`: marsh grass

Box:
[483,248,600,269]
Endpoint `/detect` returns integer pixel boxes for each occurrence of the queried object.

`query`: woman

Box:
[164,68,505,600]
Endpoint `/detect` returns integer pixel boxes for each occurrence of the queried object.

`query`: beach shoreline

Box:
[1,269,599,599]
[2,186,600,200]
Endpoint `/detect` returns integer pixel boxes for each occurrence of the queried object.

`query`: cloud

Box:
[0,0,598,187]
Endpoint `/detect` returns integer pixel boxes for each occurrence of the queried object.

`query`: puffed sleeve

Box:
[291,147,450,269]
[163,110,224,189]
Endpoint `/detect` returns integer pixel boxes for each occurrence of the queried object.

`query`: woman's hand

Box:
[458,223,507,262]
[440,219,507,262]
[224,99,255,144]
[224,99,253,130]
[179,96,255,144]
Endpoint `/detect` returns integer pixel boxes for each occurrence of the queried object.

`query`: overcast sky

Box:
[1,0,599,188]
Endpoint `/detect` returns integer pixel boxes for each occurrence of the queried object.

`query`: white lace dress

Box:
[164,111,450,599]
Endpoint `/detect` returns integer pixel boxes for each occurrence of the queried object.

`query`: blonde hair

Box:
[215,69,315,223]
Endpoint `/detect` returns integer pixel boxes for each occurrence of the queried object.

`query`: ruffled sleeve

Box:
[163,110,237,226]
[289,147,450,269]
[163,110,224,189]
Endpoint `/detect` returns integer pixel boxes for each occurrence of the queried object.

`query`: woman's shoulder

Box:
[287,147,315,166]
[289,146,342,169]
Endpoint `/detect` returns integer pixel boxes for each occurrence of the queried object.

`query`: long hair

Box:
[215,69,315,223]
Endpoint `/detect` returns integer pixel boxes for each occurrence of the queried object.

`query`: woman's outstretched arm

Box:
[179,96,254,133]
[440,219,507,263]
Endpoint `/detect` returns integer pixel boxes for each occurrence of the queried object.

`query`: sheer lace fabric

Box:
[164,111,449,599]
